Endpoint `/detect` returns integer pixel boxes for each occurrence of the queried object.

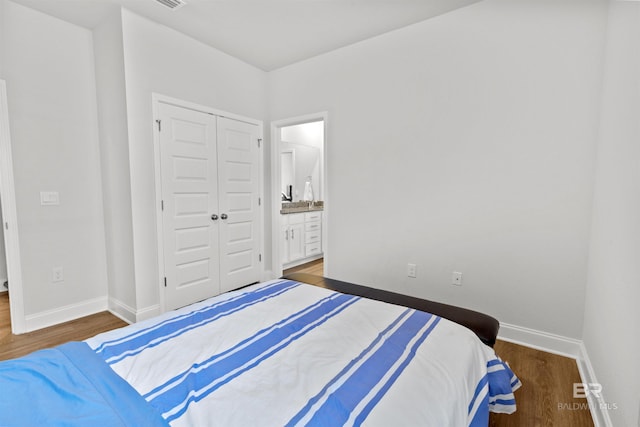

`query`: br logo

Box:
[573,383,602,399]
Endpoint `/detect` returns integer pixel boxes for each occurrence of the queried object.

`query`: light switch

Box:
[40,191,60,206]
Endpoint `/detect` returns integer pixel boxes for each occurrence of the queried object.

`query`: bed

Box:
[0,276,520,426]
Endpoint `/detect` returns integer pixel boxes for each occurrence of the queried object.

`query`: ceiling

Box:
[10,0,480,71]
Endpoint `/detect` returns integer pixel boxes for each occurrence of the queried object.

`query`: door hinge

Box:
[164,277,167,287]
[257,138,262,147]
[258,197,261,206]
[161,200,164,211]
[4,222,7,230]
[259,254,262,262]
[156,119,162,132]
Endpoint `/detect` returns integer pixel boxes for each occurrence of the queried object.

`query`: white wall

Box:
[583,2,640,426]
[93,9,137,322]
[2,1,108,319]
[269,0,607,339]
[281,122,324,149]
[120,10,268,314]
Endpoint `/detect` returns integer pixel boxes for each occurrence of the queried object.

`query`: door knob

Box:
[221,213,228,220]
[211,214,218,221]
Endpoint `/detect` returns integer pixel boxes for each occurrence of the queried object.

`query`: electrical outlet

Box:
[407,263,417,278]
[52,266,64,283]
[452,271,462,286]
[40,191,60,206]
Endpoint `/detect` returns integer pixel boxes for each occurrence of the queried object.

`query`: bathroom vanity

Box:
[280,202,323,268]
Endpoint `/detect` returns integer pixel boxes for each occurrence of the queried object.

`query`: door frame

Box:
[151,93,264,313]
[270,112,328,278]
[0,80,26,334]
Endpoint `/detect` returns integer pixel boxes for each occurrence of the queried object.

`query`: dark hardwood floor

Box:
[0,274,594,426]
[283,257,324,276]
[490,340,593,427]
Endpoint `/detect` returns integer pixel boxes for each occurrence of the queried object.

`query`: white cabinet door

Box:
[281,211,323,268]
[281,225,290,264]
[217,117,261,293]
[159,103,220,311]
[289,222,305,262]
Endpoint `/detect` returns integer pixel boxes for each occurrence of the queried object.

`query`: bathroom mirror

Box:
[281,150,294,201]
[280,121,323,202]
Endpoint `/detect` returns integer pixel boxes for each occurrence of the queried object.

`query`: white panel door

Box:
[159,103,220,310]
[217,117,261,292]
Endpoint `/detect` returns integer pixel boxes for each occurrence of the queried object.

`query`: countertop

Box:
[280,201,324,215]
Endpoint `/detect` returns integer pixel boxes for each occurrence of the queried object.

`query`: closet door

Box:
[217,117,261,292]
[159,103,220,310]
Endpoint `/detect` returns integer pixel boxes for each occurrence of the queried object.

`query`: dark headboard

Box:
[282,273,499,348]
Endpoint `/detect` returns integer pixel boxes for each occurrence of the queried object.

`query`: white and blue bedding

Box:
[0,341,167,427]
[0,279,520,426]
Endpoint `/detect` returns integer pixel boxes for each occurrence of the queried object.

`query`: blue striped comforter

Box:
[86,279,520,426]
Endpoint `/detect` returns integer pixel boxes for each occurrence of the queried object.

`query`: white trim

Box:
[151,94,166,314]
[270,112,329,279]
[108,297,136,324]
[498,322,583,359]
[498,322,612,427]
[151,93,264,313]
[135,304,161,322]
[24,296,108,332]
[108,297,161,324]
[0,80,26,334]
[152,93,263,127]
[257,120,265,287]
[576,343,614,427]
[270,122,280,278]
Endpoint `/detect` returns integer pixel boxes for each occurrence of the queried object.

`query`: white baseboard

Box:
[498,322,583,359]
[108,298,162,324]
[24,296,108,332]
[576,342,614,427]
[21,297,160,332]
[136,304,161,322]
[498,322,612,427]
[108,297,136,324]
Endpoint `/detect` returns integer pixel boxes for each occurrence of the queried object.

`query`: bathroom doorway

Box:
[271,113,327,278]
[0,79,25,334]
